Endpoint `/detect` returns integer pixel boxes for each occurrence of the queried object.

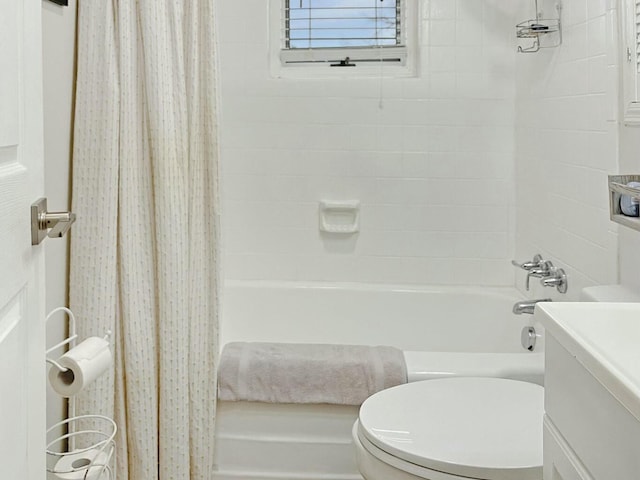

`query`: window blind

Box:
[286,0,401,50]
[636,0,640,72]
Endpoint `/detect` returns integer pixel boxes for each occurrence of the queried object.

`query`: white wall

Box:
[619,135,640,292]
[42,0,626,307]
[218,0,520,286]
[618,0,640,293]
[514,0,619,300]
[42,0,77,433]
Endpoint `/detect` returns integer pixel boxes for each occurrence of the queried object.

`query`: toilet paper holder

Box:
[45,307,111,374]
[45,307,117,479]
[46,414,116,480]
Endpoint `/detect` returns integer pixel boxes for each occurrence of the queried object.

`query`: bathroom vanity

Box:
[536,303,640,480]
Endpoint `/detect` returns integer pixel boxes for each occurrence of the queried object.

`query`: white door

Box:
[0,0,46,478]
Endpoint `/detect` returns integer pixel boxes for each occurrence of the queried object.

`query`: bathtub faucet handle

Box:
[524,261,553,291]
[511,254,544,271]
[540,267,568,294]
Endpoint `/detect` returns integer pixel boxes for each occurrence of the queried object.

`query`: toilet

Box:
[353,377,544,480]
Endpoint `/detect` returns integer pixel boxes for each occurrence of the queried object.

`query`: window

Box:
[286,0,401,50]
[622,0,640,123]
[272,0,415,71]
[635,0,640,73]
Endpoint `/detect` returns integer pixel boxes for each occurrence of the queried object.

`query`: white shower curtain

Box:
[69,1,219,479]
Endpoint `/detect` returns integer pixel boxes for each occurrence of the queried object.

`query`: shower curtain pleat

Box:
[69,1,219,479]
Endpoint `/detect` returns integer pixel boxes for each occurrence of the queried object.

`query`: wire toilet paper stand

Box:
[45,307,117,480]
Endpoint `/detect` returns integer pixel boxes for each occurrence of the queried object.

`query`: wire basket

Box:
[46,415,116,480]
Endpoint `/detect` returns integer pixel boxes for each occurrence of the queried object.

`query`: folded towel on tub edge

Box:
[217,342,407,406]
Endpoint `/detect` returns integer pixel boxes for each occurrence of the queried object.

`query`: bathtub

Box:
[213,281,544,480]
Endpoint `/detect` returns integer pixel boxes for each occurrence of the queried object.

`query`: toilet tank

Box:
[580,285,640,302]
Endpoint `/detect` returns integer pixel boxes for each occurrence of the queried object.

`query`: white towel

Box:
[217,342,407,405]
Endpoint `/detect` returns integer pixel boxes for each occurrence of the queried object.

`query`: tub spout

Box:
[512,298,552,315]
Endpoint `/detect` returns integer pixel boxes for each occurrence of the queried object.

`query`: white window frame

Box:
[269,0,418,78]
[622,0,640,124]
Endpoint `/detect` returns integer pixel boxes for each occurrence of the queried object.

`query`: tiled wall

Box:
[217,0,519,285]
[514,0,619,300]
[619,6,640,294]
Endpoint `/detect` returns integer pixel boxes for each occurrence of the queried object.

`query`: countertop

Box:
[536,302,640,422]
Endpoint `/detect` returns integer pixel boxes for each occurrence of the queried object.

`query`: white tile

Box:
[456,0,483,22]
[455,47,486,74]
[430,0,456,20]
[218,0,618,287]
[456,19,484,46]
[429,47,457,72]
[587,54,608,93]
[429,20,456,46]
[587,15,607,57]
[587,0,607,20]
[374,125,405,152]
[402,126,432,151]
[562,0,588,28]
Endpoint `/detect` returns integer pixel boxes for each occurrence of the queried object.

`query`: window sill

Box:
[271,49,417,79]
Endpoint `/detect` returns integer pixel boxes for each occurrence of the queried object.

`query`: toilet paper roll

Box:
[49,449,110,480]
[620,181,640,216]
[48,337,112,397]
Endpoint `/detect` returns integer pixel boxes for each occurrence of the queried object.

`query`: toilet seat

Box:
[356,377,544,480]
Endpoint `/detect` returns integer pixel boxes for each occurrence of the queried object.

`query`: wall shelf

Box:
[516,1,562,53]
[609,175,640,232]
[517,19,560,38]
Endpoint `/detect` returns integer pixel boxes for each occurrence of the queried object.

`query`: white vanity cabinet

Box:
[535,303,640,480]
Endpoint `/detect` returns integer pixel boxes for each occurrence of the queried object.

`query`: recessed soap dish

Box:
[319,200,360,234]
[608,175,640,232]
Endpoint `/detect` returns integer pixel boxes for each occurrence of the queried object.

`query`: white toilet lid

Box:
[358,377,544,480]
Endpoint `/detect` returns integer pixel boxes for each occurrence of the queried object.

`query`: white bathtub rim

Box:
[224,279,524,296]
[404,350,544,384]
